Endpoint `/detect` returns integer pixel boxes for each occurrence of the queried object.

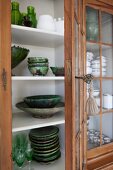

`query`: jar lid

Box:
[27,6,35,13]
[12,1,19,10]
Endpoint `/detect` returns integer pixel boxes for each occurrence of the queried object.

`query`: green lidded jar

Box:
[27,6,37,28]
[86,7,99,41]
[11,1,22,25]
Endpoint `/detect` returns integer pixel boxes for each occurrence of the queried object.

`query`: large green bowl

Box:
[24,95,62,108]
[11,46,30,69]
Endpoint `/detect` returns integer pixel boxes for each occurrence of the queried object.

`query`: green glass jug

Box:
[27,6,37,28]
[11,1,22,25]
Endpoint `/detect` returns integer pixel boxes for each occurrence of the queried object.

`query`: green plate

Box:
[16,102,64,118]
[29,135,59,145]
[31,138,59,148]
[33,150,61,164]
[33,147,60,158]
[33,145,60,154]
[29,126,59,140]
[31,143,60,153]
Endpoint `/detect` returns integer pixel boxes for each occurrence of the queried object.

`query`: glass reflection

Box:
[101,12,113,44]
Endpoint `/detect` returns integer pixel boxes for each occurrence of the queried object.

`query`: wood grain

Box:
[0,0,12,170]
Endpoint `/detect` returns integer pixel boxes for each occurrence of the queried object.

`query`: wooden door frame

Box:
[64,0,76,169]
[0,0,12,170]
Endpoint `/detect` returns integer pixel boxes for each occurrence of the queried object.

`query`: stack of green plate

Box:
[29,126,61,164]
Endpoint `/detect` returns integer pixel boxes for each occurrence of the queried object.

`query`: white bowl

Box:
[92,68,106,72]
[87,61,91,67]
[93,90,100,97]
[38,15,55,31]
[87,67,92,74]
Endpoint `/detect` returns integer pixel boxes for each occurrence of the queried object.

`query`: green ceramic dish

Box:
[31,139,59,150]
[29,126,59,139]
[50,67,64,76]
[28,57,48,63]
[24,95,62,108]
[33,147,60,157]
[28,65,49,76]
[32,144,60,154]
[33,150,61,163]
[28,62,49,67]
[11,46,30,69]
[30,136,59,146]
[16,101,64,118]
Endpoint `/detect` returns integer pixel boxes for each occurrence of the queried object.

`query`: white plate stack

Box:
[86,52,94,74]
[91,56,107,76]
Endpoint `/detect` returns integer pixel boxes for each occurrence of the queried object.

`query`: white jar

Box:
[103,94,112,109]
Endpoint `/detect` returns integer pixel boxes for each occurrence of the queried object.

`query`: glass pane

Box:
[102,113,113,145]
[101,12,113,44]
[88,115,100,150]
[86,7,99,42]
[102,80,113,111]
[102,45,113,77]
[86,43,99,76]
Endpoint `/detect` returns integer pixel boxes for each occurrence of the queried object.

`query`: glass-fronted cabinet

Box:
[85,1,113,169]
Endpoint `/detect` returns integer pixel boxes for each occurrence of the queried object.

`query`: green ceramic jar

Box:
[11,1,22,25]
[86,7,99,41]
[27,6,37,28]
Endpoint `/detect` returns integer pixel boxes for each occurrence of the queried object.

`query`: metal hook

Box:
[75,74,94,84]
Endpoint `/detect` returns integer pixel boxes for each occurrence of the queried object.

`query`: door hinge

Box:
[1,68,7,91]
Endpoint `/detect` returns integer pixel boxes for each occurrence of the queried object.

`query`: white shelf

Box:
[11,25,64,47]
[12,76,65,81]
[12,112,65,132]
[13,153,65,170]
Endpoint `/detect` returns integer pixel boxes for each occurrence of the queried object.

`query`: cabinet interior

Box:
[11,0,65,169]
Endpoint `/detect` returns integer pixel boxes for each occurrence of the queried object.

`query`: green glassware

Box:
[15,149,26,169]
[27,6,37,28]
[11,1,22,25]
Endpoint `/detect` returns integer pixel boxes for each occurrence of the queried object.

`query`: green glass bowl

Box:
[28,65,49,76]
[24,95,61,108]
[28,57,48,63]
[11,46,29,69]
[50,67,64,76]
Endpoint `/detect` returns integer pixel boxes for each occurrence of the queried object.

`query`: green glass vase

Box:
[11,1,22,25]
[86,7,99,41]
[27,6,37,28]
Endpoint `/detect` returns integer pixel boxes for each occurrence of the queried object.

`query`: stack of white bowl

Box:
[91,56,107,76]
[86,52,94,74]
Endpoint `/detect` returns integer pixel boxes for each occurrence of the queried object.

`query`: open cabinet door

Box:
[65,0,84,169]
[0,1,12,169]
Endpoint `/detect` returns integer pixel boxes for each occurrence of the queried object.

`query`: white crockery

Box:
[87,61,91,67]
[87,67,92,74]
[103,94,112,109]
[93,90,100,97]
[38,15,55,31]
